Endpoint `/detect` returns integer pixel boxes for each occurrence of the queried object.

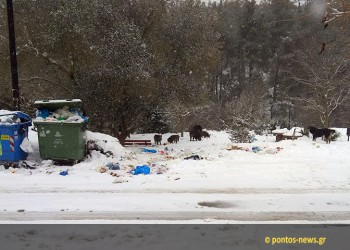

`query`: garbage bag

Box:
[252,146,262,153]
[131,165,150,175]
[36,108,50,119]
[142,148,157,153]
[106,162,120,170]
[184,155,202,160]
[59,170,69,176]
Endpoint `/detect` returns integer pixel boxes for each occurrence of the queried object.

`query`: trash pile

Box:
[92,146,175,181]
[35,106,88,123]
[226,144,283,155]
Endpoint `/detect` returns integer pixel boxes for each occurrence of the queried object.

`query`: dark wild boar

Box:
[167,134,180,143]
[201,131,210,138]
[154,134,162,145]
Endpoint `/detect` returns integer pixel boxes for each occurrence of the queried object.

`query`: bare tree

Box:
[290,50,350,127]
[322,0,350,28]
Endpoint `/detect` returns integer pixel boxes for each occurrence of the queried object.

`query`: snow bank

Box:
[1,128,350,222]
[85,130,126,157]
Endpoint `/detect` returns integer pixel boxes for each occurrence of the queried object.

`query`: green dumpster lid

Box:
[34,99,84,111]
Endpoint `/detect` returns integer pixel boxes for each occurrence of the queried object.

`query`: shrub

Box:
[228,128,255,143]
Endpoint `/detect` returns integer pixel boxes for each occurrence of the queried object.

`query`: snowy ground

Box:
[0,127,350,223]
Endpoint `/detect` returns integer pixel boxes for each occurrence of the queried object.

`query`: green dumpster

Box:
[33,99,88,161]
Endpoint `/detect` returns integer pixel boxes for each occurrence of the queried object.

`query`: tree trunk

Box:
[180,115,184,137]
[113,116,132,146]
[116,133,127,147]
[320,113,330,128]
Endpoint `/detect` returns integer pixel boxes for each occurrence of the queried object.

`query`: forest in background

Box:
[1,0,350,143]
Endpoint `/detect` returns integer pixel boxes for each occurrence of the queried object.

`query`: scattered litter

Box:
[164,156,175,160]
[265,146,283,154]
[41,160,54,168]
[142,148,157,154]
[97,166,108,173]
[226,145,243,151]
[59,170,69,176]
[106,162,120,170]
[151,163,168,174]
[131,165,150,175]
[113,177,128,184]
[110,172,119,177]
[252,146,262,153]
[20,138,33,153]
[184,155,203,160]
[20,161,37,169]
[9,167,16,174]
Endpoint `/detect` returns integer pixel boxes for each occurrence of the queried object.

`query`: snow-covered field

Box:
[0,127,350,223]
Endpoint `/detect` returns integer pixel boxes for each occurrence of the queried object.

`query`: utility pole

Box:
[6,0,20,110]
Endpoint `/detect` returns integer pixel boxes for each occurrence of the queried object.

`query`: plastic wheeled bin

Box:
[33,99,88,162]
[0,111,32,162]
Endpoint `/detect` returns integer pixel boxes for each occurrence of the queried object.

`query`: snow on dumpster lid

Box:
[34,99,84,111]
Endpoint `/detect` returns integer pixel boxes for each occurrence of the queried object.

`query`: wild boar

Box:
[154,134,162,145]
[190,128,202,141]
[167,134,180,143]
[201,131,210,138]
[190,125,203,141]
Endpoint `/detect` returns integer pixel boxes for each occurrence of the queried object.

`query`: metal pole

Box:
[6,0,20,110]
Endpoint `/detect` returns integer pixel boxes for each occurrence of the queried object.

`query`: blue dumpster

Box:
[0,111,32,162]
